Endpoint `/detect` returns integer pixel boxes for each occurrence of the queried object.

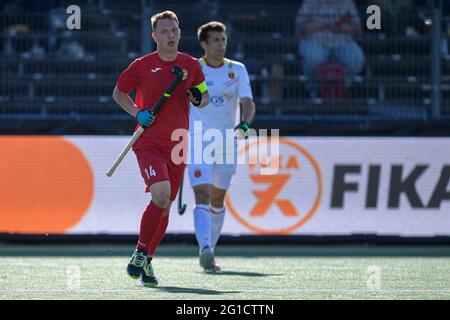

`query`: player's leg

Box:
[137,177,171,251]
[138,181,172,287]
[195,164,236,272]
[146,181,177,261]
[128,151,171,283]
[188,164,216,270]
[128,179,170,284]
[193,184,216,270]
[211,162,237,249]
[147,201,172,258]
[145,161,185,252]
[140,201,172,287]
[210,185,227,248]
[127,178,170,281]
[189,164,214,250]
[140,162,187,285]
[203,185,226,273]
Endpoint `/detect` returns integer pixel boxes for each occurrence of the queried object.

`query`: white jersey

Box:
[189,57,253,138]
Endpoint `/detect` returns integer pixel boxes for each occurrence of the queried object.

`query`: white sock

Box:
[194,204,212,251]
[210,206,225,249]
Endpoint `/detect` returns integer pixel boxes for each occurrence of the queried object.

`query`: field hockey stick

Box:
[177,177,187,215]
[106,66,184,177]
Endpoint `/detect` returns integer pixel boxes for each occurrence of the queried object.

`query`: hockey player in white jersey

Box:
[188,21,256,272]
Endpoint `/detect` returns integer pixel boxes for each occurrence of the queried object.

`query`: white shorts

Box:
[188,162,237,190]
[188,134,238,190]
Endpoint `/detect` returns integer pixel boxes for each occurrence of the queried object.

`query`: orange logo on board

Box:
[225,138,322,235]
[0,137,94,234]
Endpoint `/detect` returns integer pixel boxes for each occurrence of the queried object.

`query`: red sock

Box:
[147,214,169,257]
[136,201,165,253]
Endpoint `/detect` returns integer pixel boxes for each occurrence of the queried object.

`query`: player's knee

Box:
[211,196,225,208]
[150,181,171,208]
[162,203,171,217]
[211,191,227,208]
[154,197,171,209]
[152,192,171,208]
[194,190,210,205]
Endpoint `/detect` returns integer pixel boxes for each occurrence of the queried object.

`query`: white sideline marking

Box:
[1,289,450,293]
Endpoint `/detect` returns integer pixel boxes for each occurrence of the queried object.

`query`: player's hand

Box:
[136,110,155,128]
[186,87,202,106]
[234,120,251,140]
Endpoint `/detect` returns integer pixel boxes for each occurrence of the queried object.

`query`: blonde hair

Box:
[150,11,179,31]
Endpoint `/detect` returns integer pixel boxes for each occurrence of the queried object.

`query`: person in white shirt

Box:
[188,21,256,272]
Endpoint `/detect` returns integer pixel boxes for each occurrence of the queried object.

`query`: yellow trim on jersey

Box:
[226,58,233,70]
[201,57,228,68]
[195,81,208,93]
[164,93,171,97]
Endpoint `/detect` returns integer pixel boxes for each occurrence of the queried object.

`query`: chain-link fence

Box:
[0,0,449,124]
[0,1,141,119]
[441,16,450,117]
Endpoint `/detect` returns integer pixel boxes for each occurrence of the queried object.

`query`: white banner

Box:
[0,136,449,236]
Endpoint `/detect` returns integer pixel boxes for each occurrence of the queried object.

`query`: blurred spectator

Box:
[296,0,365,99]
[48,4,68,51]
[46,3,88,59]
[26,39,46,59]
[57,37,86,60]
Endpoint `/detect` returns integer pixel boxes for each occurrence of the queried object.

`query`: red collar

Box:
[202,57,225,68]
[155,51,179,64]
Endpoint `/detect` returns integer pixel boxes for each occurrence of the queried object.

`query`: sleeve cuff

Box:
[116,84,131,94]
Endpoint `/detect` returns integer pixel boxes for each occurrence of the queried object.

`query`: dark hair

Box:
[151,11,179,31]
[197,21,226,42]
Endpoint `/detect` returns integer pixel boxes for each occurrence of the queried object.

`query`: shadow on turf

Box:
[154,286,239,295]
[204,270,282,277]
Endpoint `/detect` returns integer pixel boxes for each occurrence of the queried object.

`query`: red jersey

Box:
[116,52,205,150]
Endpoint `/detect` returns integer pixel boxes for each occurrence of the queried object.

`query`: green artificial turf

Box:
[1,244,449,300]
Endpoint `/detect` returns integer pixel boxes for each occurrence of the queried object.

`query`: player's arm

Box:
[112,86,154,127]
[187,80,210,109]
[235,64,256,139]
[112,86,139,117]
[235,97,256,139]
[114,60,155,127]
[197,89,210,108]
[240,97,256,125]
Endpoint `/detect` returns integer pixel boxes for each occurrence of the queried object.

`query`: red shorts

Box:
[134,148,185,201]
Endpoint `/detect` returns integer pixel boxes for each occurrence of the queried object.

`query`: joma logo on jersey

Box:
[144,166,156,179]
[225,138,322,235]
